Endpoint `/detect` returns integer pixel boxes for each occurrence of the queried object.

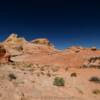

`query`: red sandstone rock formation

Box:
[1,33,100,68]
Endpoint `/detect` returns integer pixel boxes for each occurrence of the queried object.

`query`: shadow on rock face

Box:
[0,44,6,58]
[0,44,11,63]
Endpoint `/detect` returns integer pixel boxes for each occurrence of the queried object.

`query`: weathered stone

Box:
[31,38,54,47]
[83,56,100,68]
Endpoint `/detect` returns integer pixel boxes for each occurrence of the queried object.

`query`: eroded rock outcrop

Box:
[1,33,100,68]
[83,56,100,68]
[64,46,83,53]
[4,33,28,49]
[31,38,54,47]
[5,33,27,44]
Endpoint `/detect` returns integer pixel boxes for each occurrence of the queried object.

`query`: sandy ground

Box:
[0,63,100,100]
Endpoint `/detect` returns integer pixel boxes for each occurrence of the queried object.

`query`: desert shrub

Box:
[71,72,77,77]
[25,64,32,68]
[93,89,100,95]
[53,77,65,86]
[8,73,16,81]
[89,76,100,84]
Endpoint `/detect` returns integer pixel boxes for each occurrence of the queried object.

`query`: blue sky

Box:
[0,0,100,49]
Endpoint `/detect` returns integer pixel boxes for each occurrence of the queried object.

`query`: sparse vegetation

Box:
[8,73,16,81]
[25,64,33,68]
[89,76,100,84]
[93,89,100,95]
[53,77,65,86]
[71,72,77,77]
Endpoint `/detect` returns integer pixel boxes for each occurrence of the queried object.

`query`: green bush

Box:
[53,77,65,86]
